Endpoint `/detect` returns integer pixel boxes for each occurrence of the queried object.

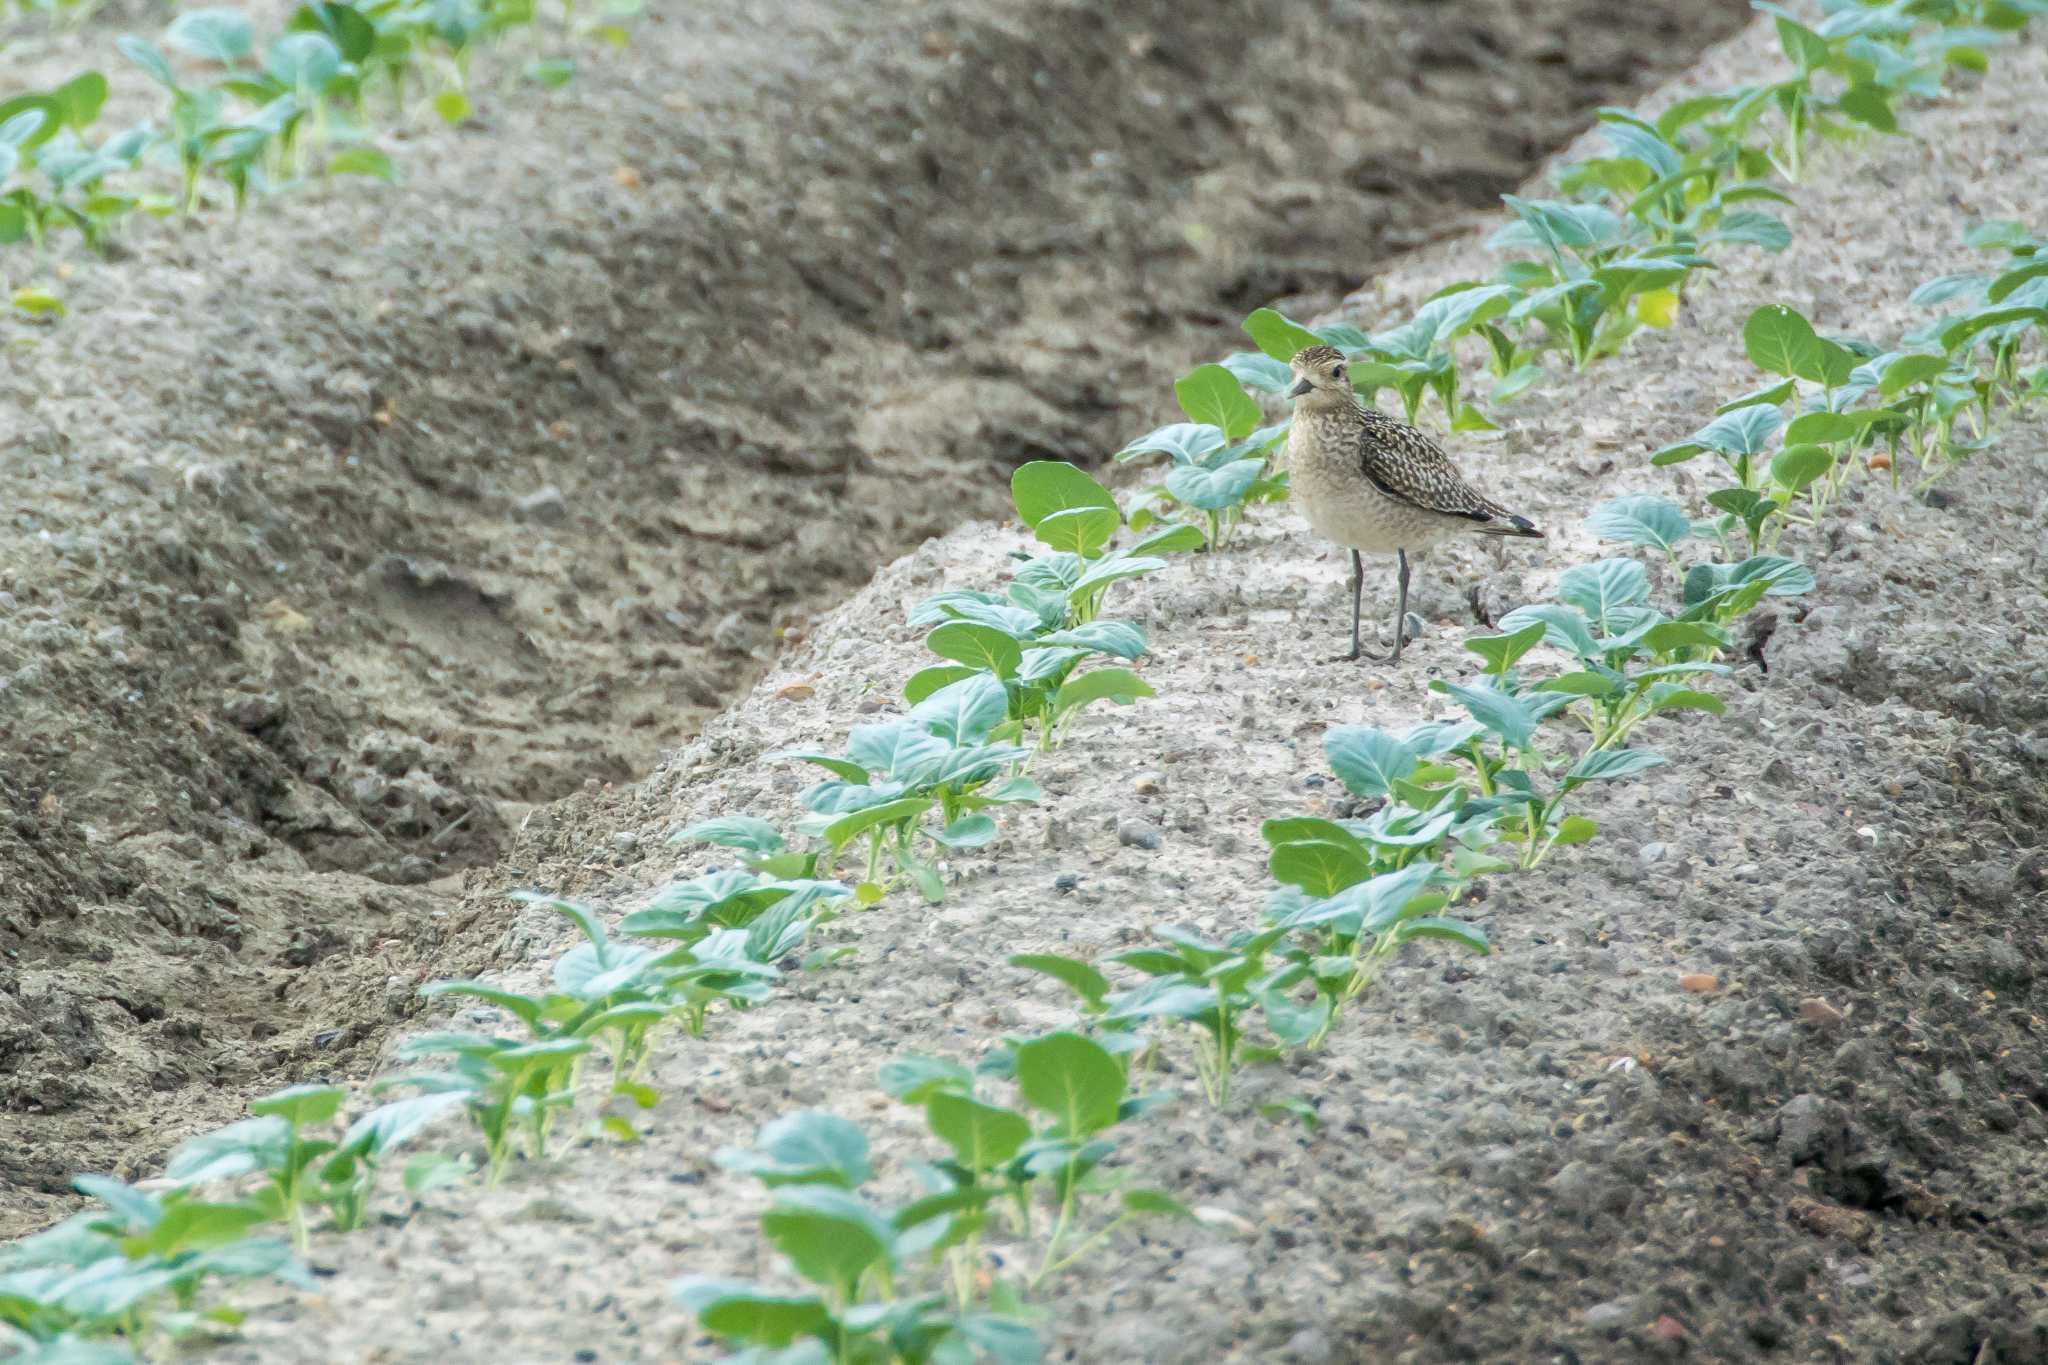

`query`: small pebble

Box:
[1799,997,1845,1028]
[1680,972,1718,994]
[513,485,568,525]
[1054,874,1081,895]
[1132,771,1164,796]
[1116,818,1163,850]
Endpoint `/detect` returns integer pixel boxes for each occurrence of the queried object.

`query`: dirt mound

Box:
[0,0,1752,1233]
[160,19,2048,1363]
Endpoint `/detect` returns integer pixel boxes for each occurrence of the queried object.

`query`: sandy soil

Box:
[133,15,2048,1364]
[0,0,1757,1234]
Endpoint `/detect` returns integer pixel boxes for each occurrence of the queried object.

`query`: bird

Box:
[1283,344,1543,666]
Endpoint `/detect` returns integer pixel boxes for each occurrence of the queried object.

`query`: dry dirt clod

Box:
[1799,997,1846,1028]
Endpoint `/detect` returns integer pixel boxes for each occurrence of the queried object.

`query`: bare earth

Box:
[8,4,2048,1365]
[0,0,1752,1233]
[136,16,2048,1365]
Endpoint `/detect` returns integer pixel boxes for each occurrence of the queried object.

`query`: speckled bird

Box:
[1284,344,1543,665]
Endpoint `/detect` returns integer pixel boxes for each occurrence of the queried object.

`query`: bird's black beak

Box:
[1287,377,1314,398]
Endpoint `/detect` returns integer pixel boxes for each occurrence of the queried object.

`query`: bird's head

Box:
[1286,344,1352,407]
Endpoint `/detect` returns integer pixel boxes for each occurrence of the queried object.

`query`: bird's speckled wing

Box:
[1352,408,1516,523]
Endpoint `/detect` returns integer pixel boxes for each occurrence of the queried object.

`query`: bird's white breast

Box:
[1287,419,1452,556]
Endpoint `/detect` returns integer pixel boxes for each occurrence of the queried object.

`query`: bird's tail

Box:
[1475,511,1544,539]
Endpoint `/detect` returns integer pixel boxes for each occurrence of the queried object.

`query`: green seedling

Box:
[1487,196,1712,370]
[1002,461,1202,623]
[1014,928,1309,1106]
[685,1109,1047,1363]
[378,1031,591,1186]
[1114,364,1288,547]
[767,675,1038,901]
[879,1032,1186,1299]
[159,1085,463,1245]
[0,1175,313,1346]
[1240,298,1511,426]
[1433,524,1815,866]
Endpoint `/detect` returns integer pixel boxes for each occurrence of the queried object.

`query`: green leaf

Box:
[1011,461,1117,533]
[1033,506,1121,558]
[1769,443,1834,493]
[1717,379,1797,413]
[823,798,934,851]
[1009,953,1111,1009]
[1941,305,2048,354]
[53,73,109,130]
[1555,559,1651,624]
[1770,10,1831,69]
[1585,495,1692,551]
[1708,209,1792,252]
[1836,84,1896,133]
[904,664,978,704]
[1259,1096,1322,1131]
[1639,621,1729,654]
[1164,458,1264,512]
[526,58,576,88]
[1989,261,2048,303]
[878,1055,973,1102]
[1551,815,1599,846]
[1221,350,1296,394]
[1429,679,1538,750]
[1114,422,1227,466]
[1742,305,1854,386]
[1464,621,1546,674]
[1565,748,1667,786]
[760,1187,895,1296]
[168,9,255,64]
[716,1111,874,1189]
[673,1277,832,1347]
[339,1092,464,1158]
[931,813,998,849]
[163,1117,289,1185]
[1648,687,1725,716]
[909,673,1010,744]
[1323,726,1417,798]
[1038,621,1147,660]
[1013,1032,1124,1137]
[1269,839,1373,897]
[1052,667,1153,722]
[1706,488,1778,537]
[326,147,394,182]
[926,622,1022,677]
[433,90,472,124]
[1174,364,1263,441]
[417,980,546,1028]
[925,1093,1031,1171]
[678,816,786,854]
[117,37,181,89]
[1780,412,1857,446]
[11,287,65,319]
[1909,272,1992,307]
[1497,604,1599,660]
[1241,306,1328,361]
[1691,402,1785,458]
[1879,353,1949,396]
[1535,670,1619,698]
[290,1,376,62]
[1390,916,1490,953]
[250,1083,347,1128]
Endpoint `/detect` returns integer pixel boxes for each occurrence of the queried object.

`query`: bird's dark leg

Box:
[1321,549,1365,664]
[1376,548,1411,666]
